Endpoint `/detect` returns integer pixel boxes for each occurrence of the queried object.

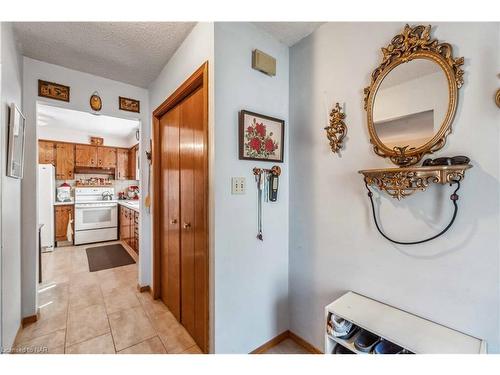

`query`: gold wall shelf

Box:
[359,164,472,200]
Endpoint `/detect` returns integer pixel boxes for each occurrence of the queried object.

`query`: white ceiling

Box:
[13,22,196,88]
[38,103,140,138]
[253,22,324,46]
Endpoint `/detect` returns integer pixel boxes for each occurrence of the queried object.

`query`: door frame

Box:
[151,61,209,350]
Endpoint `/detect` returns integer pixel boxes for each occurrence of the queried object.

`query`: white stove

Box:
[74,187,118,245]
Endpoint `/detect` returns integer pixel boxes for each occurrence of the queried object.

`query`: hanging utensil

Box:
[254,168,264,241]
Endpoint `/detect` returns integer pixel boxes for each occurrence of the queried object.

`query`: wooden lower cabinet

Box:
[120,205,139,254]
[55,205,74,243]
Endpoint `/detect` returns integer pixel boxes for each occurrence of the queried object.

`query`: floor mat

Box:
[86,243,135,272]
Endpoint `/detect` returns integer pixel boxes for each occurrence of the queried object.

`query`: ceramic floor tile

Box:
[13,329,66,354]
[68,284,104,311]
[66,333,115,354]
[15,313,67,343]
[103,288,140,314]
[66,304,110,346]
[137,292,170,318]
[117,336,166,354]
[108,306,156,351]
[181,345,203,354]
[158,324,196,354]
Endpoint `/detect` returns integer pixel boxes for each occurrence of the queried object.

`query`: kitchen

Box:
[37,103,142,272]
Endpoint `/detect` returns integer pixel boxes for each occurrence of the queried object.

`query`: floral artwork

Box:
[239,110,284,162]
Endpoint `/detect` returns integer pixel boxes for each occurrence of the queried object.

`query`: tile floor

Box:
[13,241,202,354]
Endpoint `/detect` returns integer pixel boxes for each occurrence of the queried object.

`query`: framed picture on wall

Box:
[6,104,26,179]
[238,110,284,162]
[119,96,140,113]
[38,80,70,102]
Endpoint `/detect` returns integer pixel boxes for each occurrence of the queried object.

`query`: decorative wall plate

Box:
[90,92,102,111]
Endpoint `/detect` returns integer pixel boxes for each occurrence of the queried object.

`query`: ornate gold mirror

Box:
[364,24,464,166]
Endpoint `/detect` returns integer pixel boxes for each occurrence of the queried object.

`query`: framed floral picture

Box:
[238,110,284,162]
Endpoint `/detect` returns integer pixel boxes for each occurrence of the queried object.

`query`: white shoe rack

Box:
[325,292,487,354]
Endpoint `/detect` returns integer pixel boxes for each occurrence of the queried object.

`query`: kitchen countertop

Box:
[54,200,74,206]
[118,200,140,213]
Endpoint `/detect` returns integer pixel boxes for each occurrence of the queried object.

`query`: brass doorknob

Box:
[170,219,178,224]
[183,222,191,229]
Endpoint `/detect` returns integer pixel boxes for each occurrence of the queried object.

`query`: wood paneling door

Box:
[97,147,117,168]
[39,140,55,164]
[160,106,181,320]
[155,63,208,352]
[75,145,97,167]
[116,148,129,179]
[55,143,74,180]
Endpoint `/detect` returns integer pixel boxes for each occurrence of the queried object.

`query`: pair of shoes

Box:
[353,330,380,353]
[329,314,358,339]
[372,339,404,354]
[333,344,355,354]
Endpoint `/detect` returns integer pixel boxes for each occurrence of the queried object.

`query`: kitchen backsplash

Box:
[56,174,139,200]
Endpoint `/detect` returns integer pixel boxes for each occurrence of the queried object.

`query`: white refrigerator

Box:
[38,164,55,251]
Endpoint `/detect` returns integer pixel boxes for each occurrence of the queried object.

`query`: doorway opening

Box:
[152,62,209,353]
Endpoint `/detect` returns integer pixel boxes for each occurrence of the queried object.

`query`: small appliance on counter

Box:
[56,182,72,202]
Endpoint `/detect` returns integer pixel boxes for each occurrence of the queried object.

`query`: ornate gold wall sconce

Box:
[324,102,347,154]
[495,88,500,108]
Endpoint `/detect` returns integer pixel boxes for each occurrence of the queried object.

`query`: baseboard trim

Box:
[21,314,38,327]
[250,331,290,354]
[137,284,151,293]
[289,331,322,354]
[250,330,322,354]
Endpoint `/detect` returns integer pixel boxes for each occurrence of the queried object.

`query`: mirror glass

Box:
[373,58,449,150]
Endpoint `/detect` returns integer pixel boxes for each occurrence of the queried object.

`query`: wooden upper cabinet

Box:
[75,145,98,167]
[39,140,55,165]
[55,143,74,180]
[128,145,138,180]
[98,147,117,169]
[116,148,129,180]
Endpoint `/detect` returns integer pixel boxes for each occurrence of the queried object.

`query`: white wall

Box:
[147,22,215,350]
[22,58,149,317]
[0,22,23,350]
[289,22,500,353]
[214,22,289,353]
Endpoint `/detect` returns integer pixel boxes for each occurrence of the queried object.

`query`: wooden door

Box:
[116,149,129,179]
[159,106,181,320]
[55,205,74,242]
[75,145,97,167]
[39,140,55,164]
[153,62,208,352]
[98,147,117,168]
[55,143,74,180]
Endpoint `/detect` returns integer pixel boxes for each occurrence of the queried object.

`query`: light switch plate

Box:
[231,177,246,194]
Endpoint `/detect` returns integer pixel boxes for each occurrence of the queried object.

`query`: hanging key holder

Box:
[253,166,282,241]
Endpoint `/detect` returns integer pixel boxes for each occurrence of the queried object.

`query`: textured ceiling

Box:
[14,22,196,88]
[253,22,324,46]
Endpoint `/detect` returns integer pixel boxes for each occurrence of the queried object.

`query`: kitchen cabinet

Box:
[75,144,98,167]
[116,148,129,179]
[128,144,138,180]
[55,143,75,180]
[39,140,55,165]
[97,147,116,168]
[55,205,74,243]
[120,205,139,254]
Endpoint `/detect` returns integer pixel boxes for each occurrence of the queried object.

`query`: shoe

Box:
[372,339,404,354]
[329,314,358,339]
[353,330,380,353]
[334,344,355,354]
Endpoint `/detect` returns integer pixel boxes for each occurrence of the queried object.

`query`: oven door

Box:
[75,203,117,231]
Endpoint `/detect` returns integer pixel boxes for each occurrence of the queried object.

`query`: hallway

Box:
[12,242,202,354]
